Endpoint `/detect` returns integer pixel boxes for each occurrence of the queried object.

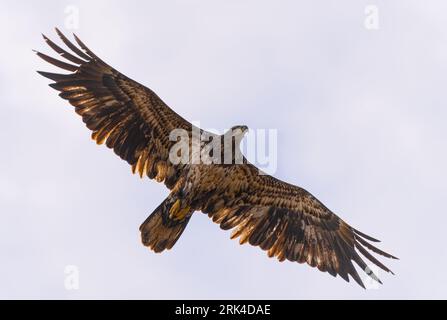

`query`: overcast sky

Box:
[1,0,446,299]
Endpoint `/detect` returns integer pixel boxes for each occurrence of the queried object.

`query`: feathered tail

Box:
[140,197,192,253]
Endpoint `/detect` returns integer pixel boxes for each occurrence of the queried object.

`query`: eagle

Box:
[36,28,397,288]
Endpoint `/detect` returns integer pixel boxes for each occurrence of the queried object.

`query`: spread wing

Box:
[205,164,397,288]
[36,28,199,189]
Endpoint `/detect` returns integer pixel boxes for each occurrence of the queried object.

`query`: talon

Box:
[176,206,191,220]
[169,200,191,221]
[169,199,181,219]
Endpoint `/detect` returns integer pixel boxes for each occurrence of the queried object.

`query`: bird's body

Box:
[36,28,397,288]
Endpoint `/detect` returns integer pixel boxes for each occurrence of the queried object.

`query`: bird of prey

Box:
[36,28,397,288]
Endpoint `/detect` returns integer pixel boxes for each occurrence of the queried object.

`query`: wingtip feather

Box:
[353,228,381,242]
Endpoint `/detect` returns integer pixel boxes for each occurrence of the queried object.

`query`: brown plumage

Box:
[37,28,397,288]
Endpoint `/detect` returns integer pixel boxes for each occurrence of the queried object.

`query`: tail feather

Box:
[140,199,191,253]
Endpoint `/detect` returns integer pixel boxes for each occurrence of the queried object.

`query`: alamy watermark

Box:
[168,124,278,175]
[363,265,381,290]
[64,265,79,291]
[64,5,80,30]
[364,5,380,30]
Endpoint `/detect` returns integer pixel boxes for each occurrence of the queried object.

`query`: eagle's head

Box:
[225,125,248,164]
[230,125,249,138]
